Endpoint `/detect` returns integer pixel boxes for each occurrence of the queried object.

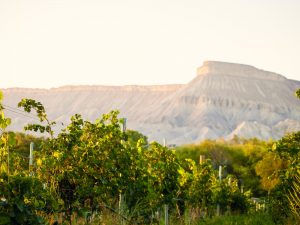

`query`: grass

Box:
[46,211,276,224]
[196,213,275,225]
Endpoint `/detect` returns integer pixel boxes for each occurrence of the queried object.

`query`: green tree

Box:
[260,89,300,223]
[255,152,286,192]
[0,174,56,225]
[270,132,300,223]
[0,93,55,225]
[126,129,148,147]
[0,91,12,174]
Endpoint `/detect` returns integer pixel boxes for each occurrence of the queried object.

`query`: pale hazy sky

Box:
[1,0,300,88]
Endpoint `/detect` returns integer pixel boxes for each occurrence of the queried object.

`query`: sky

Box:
[0,0,300,88]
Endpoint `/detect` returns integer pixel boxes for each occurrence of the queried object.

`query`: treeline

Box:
[175,138,272,197]
[175,137,300,224]
[0,92,299,224]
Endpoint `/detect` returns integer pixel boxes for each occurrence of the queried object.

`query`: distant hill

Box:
[2,61,300,145]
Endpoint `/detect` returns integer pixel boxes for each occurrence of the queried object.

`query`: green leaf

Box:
[16,201,24,212]
[8,132,16,146]
[296,89,300,99]
[0,214,11,225]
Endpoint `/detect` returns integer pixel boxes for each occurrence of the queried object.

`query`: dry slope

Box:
[2,61,300,145]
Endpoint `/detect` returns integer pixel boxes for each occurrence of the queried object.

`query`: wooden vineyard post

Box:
[199,155,205,164]
[217,165,222,216]
[29,142,34,175]
[163,138,169,225]
[119,118,126,225]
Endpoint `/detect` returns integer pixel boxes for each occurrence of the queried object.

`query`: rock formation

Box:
[2,61,300,145]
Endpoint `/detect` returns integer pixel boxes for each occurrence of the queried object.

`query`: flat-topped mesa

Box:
[2,60,300,145]
[197,61,286,81]
[3,84,183,93]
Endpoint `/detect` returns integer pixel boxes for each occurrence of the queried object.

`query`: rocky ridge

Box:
[2,61,300,145]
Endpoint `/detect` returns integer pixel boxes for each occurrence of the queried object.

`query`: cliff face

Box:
[2,61,300,145]
[145,61,300,143]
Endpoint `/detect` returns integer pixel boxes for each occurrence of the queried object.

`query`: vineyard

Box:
[0,91,299,225]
